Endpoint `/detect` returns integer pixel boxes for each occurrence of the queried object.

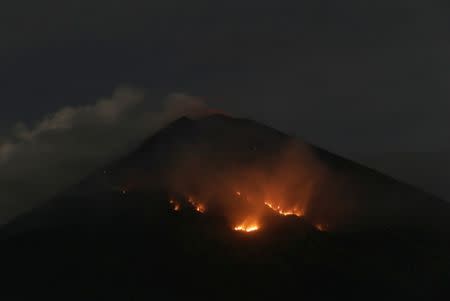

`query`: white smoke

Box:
[0,86,209,224]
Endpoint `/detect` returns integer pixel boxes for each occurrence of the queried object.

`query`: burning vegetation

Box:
[233,221,260,232]
[162,140,333,233]
[264,201,304,217]
[169,199,181,211]
[110,115,441,236]
[315,224,327,232]
[167,187,328,233]
[187,196,206,213]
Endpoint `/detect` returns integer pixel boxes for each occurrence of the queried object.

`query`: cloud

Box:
[0,86,210,225]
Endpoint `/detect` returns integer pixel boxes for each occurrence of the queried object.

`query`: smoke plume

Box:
[0,86,209,224]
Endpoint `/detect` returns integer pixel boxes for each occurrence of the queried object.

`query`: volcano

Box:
[1,115,449,300]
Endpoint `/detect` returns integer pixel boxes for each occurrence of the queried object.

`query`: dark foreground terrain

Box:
[1,194,449,300]
[1,115,449,300]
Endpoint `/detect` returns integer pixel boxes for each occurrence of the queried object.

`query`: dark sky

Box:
[1,0,450,205]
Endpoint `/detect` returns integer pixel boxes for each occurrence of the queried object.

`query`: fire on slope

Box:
[164,140,332,233]
[187,196,206,213]
[167,189,327,233]
[233,220,260,232]
[264,201,304,217]
[169,199,181,211]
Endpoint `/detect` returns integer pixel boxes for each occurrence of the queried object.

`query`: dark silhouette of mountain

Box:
[351,151,450,202]
[1,115,449,300]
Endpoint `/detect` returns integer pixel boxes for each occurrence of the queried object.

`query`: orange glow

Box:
[264,201,304,217]
[169,199,181,211]
[162,138,334,234]
[315,224,327,232]
[233,218,260,232]
[168,191,312,233]
[234,224,259,232]
[188,197,206,213]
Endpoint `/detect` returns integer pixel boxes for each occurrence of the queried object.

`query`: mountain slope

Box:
[0,114,449,300]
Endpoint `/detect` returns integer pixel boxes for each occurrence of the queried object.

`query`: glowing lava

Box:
[264,201,304,217]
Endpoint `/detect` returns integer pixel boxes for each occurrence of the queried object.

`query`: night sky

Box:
[1,0,450,222]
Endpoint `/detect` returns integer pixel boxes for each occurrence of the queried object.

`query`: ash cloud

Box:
[0,87,209,225]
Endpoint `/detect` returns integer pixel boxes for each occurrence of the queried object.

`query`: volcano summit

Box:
[1,115,449,300]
